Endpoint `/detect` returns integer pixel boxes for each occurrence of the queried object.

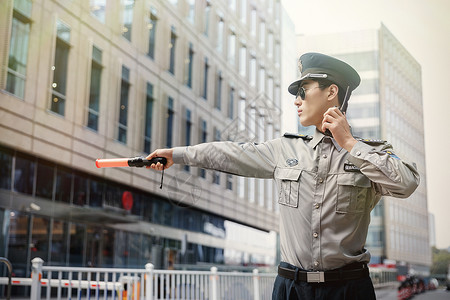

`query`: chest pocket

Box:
[275,168,302,208]
[336,173,371,214]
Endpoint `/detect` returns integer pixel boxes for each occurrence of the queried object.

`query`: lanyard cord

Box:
[159,168,164,189]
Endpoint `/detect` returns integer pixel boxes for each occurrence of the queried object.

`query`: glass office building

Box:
[0,0,284,280]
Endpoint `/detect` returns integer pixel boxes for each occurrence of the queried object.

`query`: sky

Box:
[280,0,450,249]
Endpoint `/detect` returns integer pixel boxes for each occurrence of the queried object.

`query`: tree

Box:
[430,246,450,274]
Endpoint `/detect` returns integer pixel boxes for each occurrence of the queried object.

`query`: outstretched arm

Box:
[149,140,279,179]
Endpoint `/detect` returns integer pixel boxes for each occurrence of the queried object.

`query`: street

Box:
[375,287,450,300]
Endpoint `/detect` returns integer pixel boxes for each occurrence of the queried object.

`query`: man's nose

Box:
[294,96,302,106]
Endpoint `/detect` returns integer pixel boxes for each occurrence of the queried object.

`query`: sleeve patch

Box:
[385,150,400,160]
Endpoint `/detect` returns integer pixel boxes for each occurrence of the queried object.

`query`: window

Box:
[217,17,224,53]
[250,55,256,86]
[6,0,32,99]
[144,82,154,153]
[147,8,158,59]
[238,176,245,198]
[199,120,207,178]
[258,66,265,93]
[240,0,247,23]
[166,97,174,148]
[212,128,221,184]
[204,1,211,36]
[215,71,222,110]
[169,26,177,74]
[352,78,379,95]
[248,178,255,203]
[268,32,273,58]
[73,172,87,206]
[51,220,68,264]
[185,109,192,146]
[259,20,265,48]
[250,8,257,36]
[31,216,51,261]
[228,31,236,65]
[239,45,247,77]
[226,175,232,190]
[69,223,86,265]
[335,51,378,72]
[0,146,13,190]
[202,57,209,99]
[185,43,194,88]
[87,46,102,131]
[184,109,192,172]
[90,0,106,22]
[122,0,135,41]
[14,153,35,195]
[228,87,234,119]
[89,178,104,207]
[7,212,30,276]
[50,20,71,116]
[187,0,195,23]
[36,160,54,200]
[258,179,264,206]
[267,76,273,100]
[274,42,280,66]
[118,66,130,144]
[55,166,72,203]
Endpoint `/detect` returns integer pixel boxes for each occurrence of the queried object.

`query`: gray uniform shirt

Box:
[172,129,419,271]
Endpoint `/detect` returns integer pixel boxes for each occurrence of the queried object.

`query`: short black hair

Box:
[315,79,351,111]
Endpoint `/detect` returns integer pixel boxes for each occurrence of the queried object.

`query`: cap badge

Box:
[298,59,303,73]
[286,158,298,167]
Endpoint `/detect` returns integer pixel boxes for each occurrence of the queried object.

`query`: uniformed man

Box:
[147,52,420,299]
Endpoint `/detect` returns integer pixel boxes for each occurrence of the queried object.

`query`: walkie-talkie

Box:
[324,86,350,137]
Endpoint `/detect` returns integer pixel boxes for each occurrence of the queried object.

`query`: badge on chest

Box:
[344,162,360,172]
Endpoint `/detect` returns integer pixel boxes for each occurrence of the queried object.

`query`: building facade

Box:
[297,24,431,275]
[0,0,285,278]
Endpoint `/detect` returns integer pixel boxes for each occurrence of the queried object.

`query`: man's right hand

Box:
[146,149,174,171]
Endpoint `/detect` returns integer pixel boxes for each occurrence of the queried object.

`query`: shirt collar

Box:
[310,129,343,152]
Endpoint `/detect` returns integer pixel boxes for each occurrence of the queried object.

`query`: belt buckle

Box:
[307,271,325,283]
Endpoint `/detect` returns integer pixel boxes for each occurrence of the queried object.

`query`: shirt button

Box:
[314,261,319,267]
[314,203,320,209]
[318,178,324,184]
[356,151,361,156]
[322,154,327,159]
[313,232,318,238]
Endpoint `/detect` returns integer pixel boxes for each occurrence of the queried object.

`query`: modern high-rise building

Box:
[297,24,431,275]
[0,0,286,279]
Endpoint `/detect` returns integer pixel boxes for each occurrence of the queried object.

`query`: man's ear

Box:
[328,84,339,101]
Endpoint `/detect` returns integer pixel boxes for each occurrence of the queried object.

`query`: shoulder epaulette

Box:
[356,137,387,145]
[283,133,312,140]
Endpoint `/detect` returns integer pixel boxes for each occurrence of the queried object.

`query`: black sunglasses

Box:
[296,86,321,100]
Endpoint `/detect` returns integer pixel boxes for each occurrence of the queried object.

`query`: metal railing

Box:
[0,258,276,300]
[0,258,400,300]
[0,257,12,300]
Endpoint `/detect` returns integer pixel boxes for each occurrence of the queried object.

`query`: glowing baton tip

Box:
[95,158,130,168]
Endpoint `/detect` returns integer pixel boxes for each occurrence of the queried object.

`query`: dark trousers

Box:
[272,262,376,300]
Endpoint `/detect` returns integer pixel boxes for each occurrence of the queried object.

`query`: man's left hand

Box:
[321,107,357,152]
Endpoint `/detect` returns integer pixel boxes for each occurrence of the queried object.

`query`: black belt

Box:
[278,263,369,283]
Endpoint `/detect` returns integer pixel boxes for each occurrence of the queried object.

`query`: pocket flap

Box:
[274,167,302,181]
[337,173,371,187]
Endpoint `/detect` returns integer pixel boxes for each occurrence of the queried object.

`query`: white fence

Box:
[0,258,276,300]
[0,258,399,300]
